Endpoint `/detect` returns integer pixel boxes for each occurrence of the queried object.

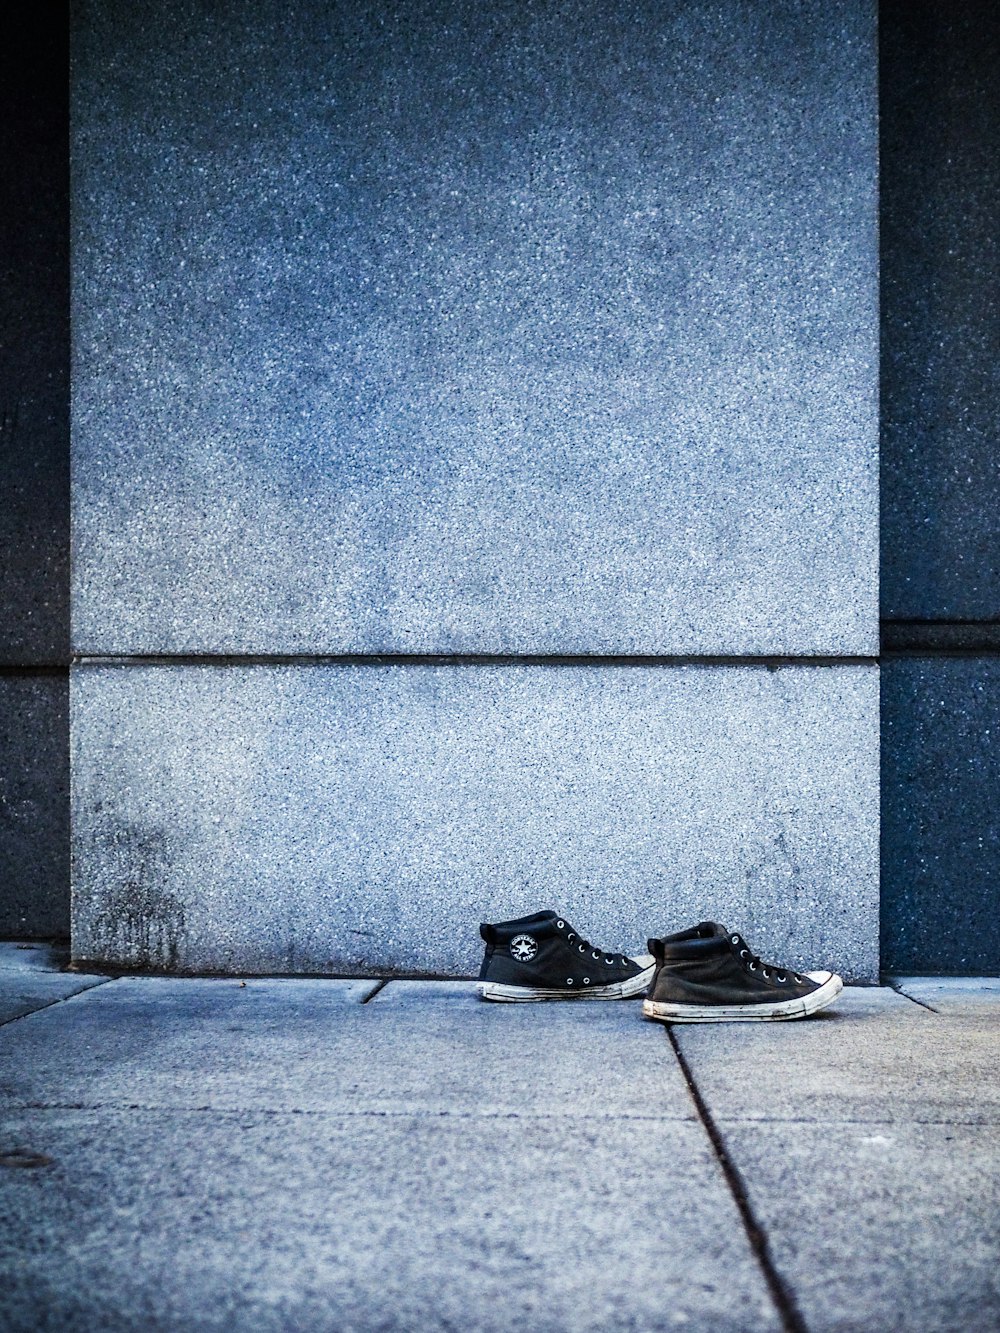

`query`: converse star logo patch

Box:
[510,934,538,962]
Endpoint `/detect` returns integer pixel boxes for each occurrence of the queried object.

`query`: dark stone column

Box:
[0,8,70,937]
[881,0,1000,972]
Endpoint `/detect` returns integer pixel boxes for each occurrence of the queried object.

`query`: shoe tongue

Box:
[497,910,560,935]
[659,920,728,947]
[695,921,728,939]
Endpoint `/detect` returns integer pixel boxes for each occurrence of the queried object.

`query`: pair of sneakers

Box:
[478,910,843,1022]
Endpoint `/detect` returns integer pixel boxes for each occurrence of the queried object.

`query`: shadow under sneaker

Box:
[642,921,843,1023]
[478,911,655,1002]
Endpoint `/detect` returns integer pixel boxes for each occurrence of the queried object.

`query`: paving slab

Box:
[2,974,995,1331]
[370,979,482,1004]
[670,986,1000,1123]
[0,977,691,1119]
[0,941,109,1025]
[0,973,110,1027]
[720,1121,1000,1333]
[667,985,1000,1329]
[0,941,69,973]
[892,976,1000,1015]
[0,1117,777,1330]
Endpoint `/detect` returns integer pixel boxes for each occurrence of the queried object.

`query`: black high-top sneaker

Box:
[478,911,655,1002]
[642,921,843,1023]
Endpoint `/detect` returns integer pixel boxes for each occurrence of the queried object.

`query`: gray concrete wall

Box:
[72,0,879,977]
[880,0,1000,972]
[0,14,70,937]
[73,0,877,657]
[71,662,878,979]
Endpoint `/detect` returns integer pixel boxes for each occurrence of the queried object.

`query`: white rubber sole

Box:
[479,960,656,1003]
[641,972,844,1023]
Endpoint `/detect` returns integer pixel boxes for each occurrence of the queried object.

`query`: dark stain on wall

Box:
[78,824,187,969]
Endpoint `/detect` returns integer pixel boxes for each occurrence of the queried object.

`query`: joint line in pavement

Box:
[665,1026,810,1333]
[0,977,117,1030]
[885,982,939,1014]
[360,979,390,1004]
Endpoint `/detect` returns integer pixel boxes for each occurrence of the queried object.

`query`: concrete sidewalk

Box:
[1,943,997,1332]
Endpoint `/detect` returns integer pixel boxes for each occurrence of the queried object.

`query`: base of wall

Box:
[71,661,879,981]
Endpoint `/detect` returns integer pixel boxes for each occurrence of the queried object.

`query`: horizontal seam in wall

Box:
[880,619,1000,655]
[69,653,878,669]
[0,663,70,675]
[881,648,1000,658]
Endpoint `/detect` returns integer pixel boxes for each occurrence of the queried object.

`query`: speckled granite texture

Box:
[0,673,70,937]
[882,656,1000,974]
[881,1,1000,620]
[72,0,878,655]
[1,12,69,664]
[0,16,71,939]
[71,663,879,980]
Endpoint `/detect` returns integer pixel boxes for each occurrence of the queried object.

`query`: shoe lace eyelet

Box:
[731,935,740,943]
[749,962,756,971]
[583,977,590,985]
[604,956,613,965]
[762,968,770,979]
[557,920,565,929]
[592,950,600,958]
[777,974,787,984]
[566,978,573,985]
[740,949,749,958]
[578,944,586,953]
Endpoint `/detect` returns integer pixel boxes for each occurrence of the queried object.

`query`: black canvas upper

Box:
[646,921,823,1006]
[479,911,643,990]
